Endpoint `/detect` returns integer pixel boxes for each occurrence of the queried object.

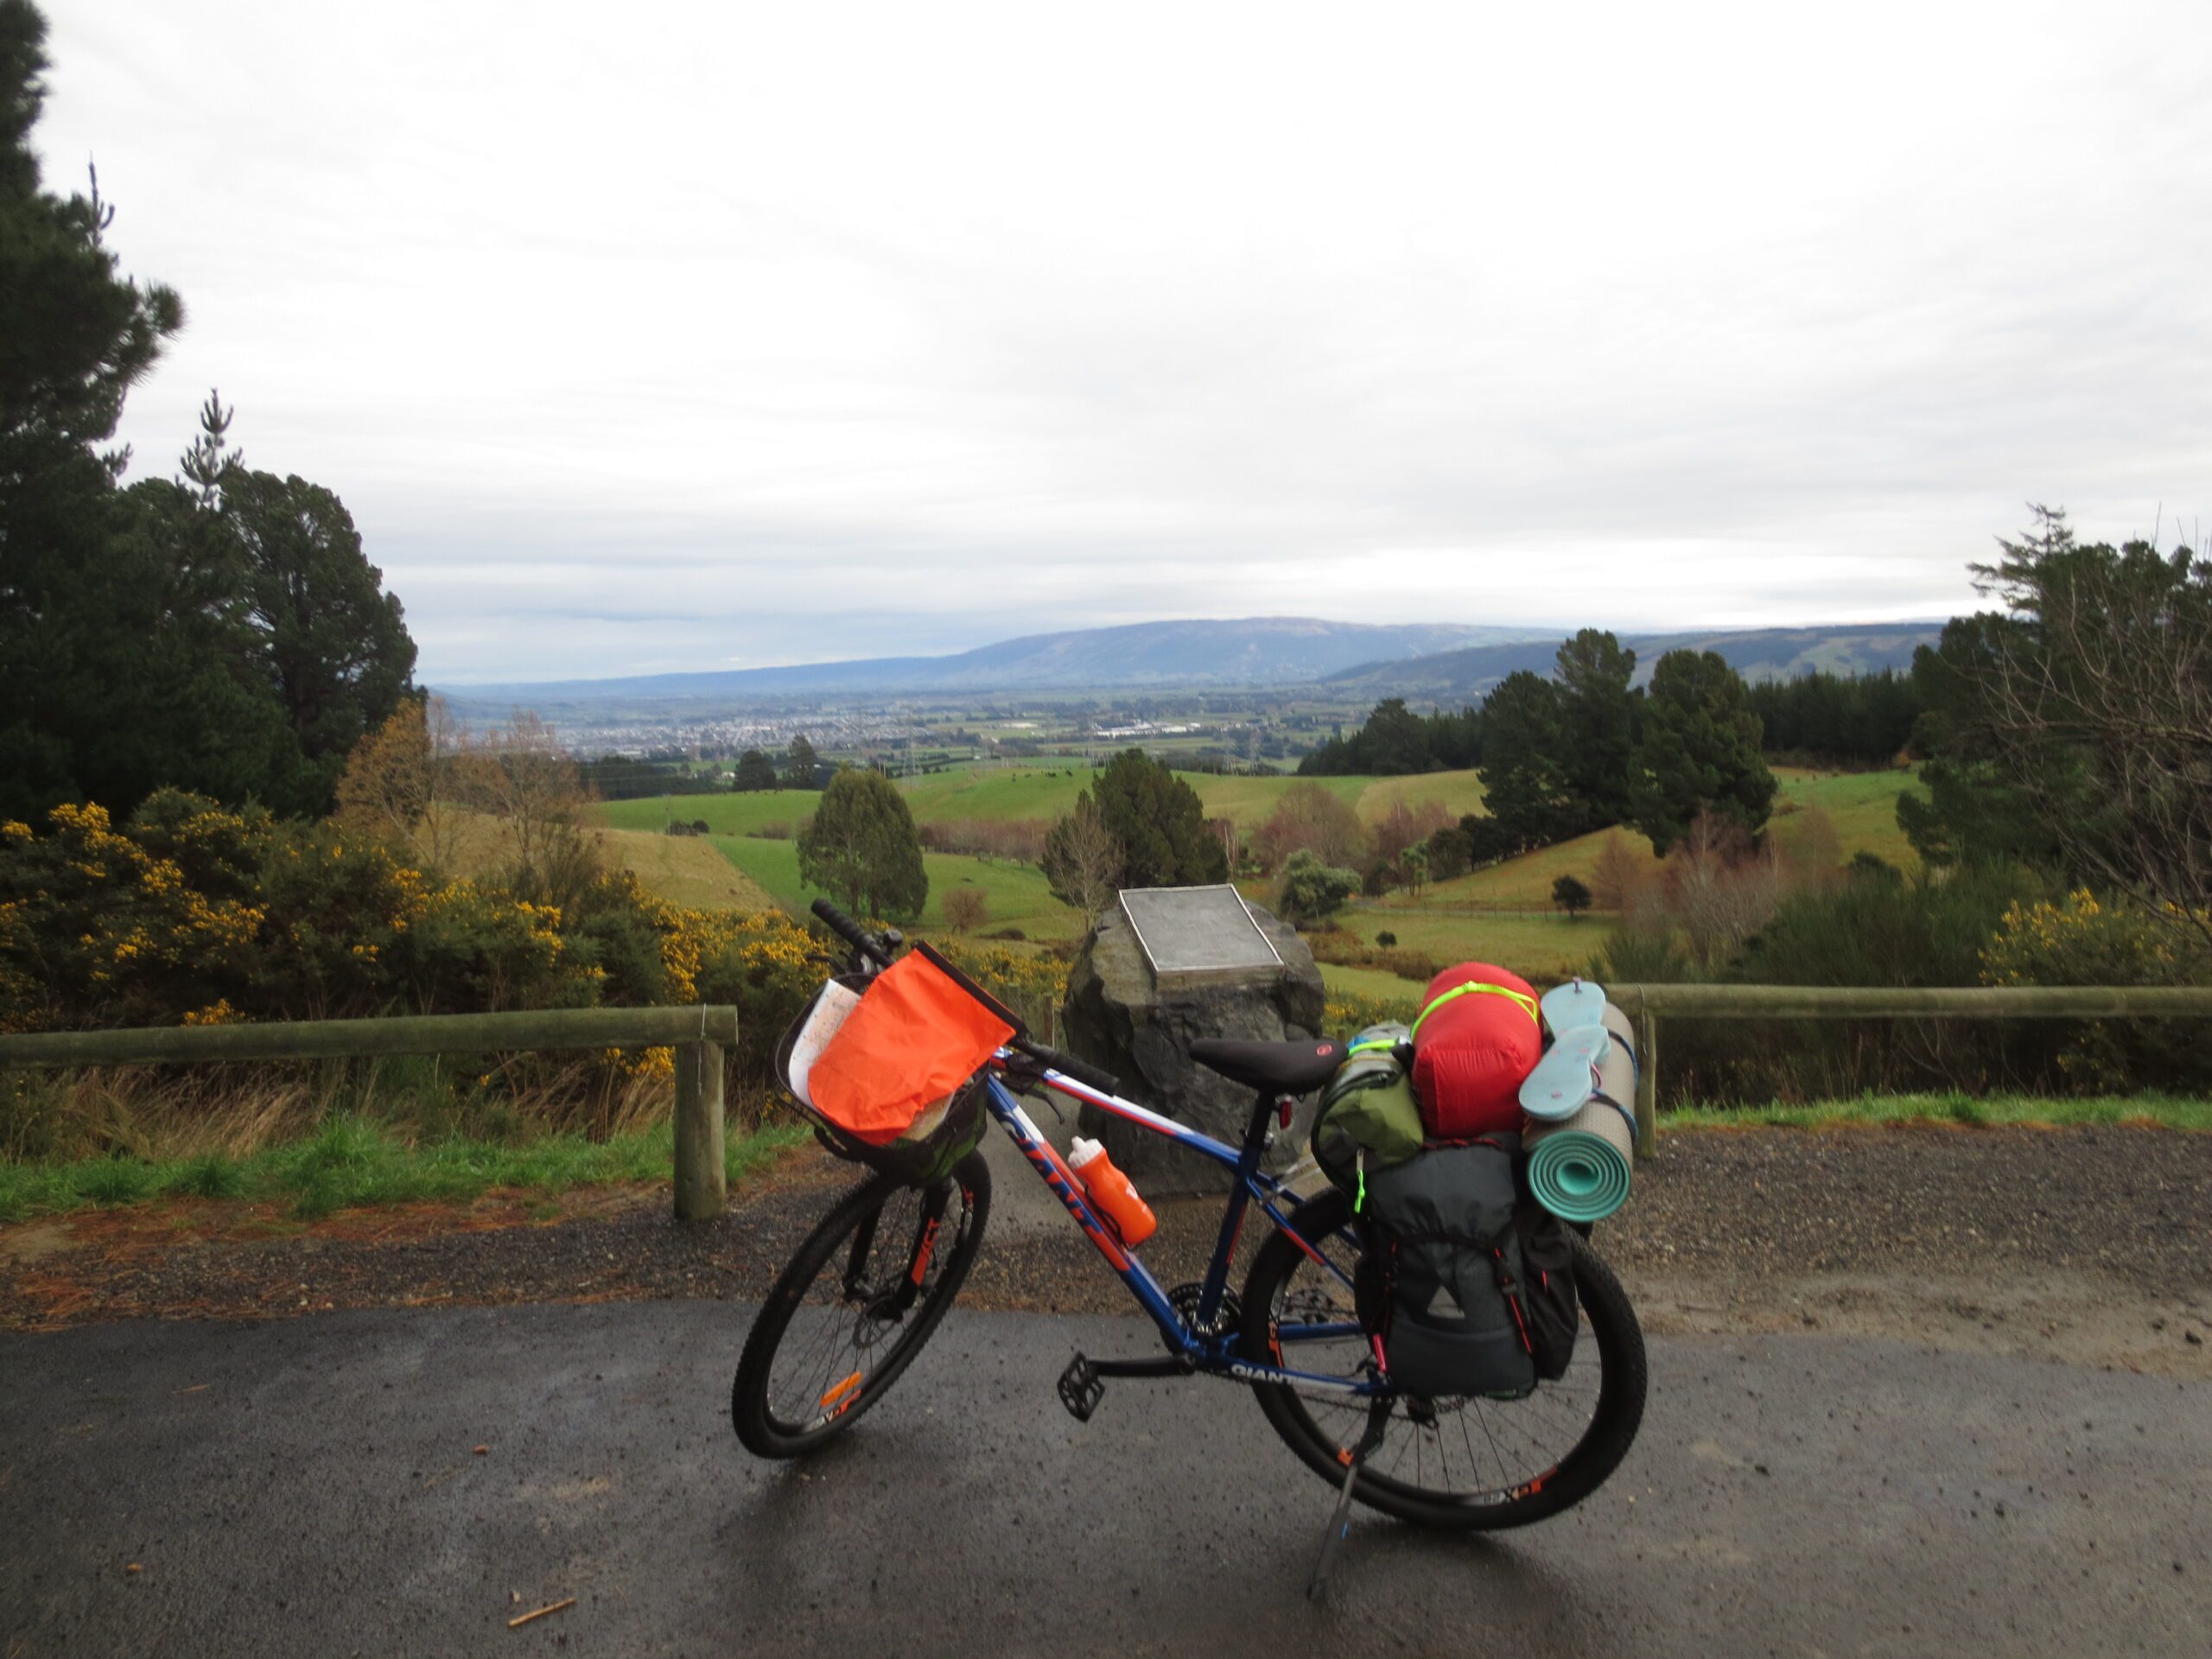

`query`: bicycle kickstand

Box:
[1306,1392,1394,1605]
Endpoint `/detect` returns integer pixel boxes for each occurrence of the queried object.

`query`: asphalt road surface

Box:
[3,1303,2205,1657]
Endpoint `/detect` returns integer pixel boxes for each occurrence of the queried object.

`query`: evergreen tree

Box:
[1088,748,1229,888]
[797,768,928,921]
[226,468,416,814]
[1475,671,1573,854]
[1628,650,1777,854]
[1554,628,1637,827]
[1551,874,1593,919]
[784,733,821,789]
[732,749,779,791]
[0,9,412,822]
[1357,697,1433,775]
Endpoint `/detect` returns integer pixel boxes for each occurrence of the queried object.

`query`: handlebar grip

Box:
[1014,1038,1122,1096]
[809,897,892,967]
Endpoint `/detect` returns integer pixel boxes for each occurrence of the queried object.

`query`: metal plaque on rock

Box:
[1117,885,1285,990]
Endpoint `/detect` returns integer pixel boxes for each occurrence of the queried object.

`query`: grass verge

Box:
[0,1116,810,1224]
[1667,1091,2212,1133]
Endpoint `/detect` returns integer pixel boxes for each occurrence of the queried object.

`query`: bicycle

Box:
[732,899,1647,1571]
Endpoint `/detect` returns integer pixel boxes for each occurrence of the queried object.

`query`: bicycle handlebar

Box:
[1011,1037,1123,1096]
[810,897,894,969]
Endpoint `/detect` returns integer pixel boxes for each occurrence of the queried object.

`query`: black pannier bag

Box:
[1356,1135,1537,1399]
[1515,1203,1581,1382]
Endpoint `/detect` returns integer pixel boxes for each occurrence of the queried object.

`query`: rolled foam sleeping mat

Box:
[1522,1001,1637,1223]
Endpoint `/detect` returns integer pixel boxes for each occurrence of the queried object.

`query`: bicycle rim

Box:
[741,1159,987,1451]
[1246,1191,1643,1528]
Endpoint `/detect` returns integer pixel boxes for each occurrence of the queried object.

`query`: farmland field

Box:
[1389,767,1924,912]
[594,764,1923,988]
[702,832,1085,940]
[1343,906,1605,983]
[448,809,780,912]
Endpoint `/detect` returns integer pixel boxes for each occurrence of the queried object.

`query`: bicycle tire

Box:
[1239,1185,1645,1529]
[731,1149,991,1458]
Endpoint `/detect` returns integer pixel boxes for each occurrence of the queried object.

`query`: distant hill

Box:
[1322,623,1945,699]
[438,617,1557,712]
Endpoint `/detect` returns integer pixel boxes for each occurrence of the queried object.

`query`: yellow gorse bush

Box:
[1983,887,2212,1089]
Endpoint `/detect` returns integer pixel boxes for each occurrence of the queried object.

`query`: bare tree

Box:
[942,887,988,933]
[1663,812,1781,970]
[333,695,472,873]
[1042,795,1123,920]
[466,711,603,906]
[1946,508,2212,947]
[1588,830,1649,912]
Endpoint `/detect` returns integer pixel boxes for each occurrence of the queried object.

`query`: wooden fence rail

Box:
[0,1006,741,1222]
[7,985,2210,1208]
[1603,982,2212,1157]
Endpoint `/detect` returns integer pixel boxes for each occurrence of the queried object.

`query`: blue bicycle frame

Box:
[982,1053,1382,1398]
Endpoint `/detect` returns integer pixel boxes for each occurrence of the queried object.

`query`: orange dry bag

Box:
[806,950,1014,1145]
[1409,962,1542,1139]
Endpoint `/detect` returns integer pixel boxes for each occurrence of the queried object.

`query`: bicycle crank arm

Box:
[1057,1352,1194,1421]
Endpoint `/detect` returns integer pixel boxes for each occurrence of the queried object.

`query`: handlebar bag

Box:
[1409,963,1542,1139]
[806,950,1015,1146]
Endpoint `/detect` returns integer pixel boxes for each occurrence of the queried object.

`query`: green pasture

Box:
[1344,906,1608,983]
[1768,767,1924,866]
[601,791,825,838]
[1317,961,1424,1001]
[707,834,1085,940]
[1351,769,1487,823]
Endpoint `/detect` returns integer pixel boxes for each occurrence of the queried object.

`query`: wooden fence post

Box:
[1634,1010,1658,1160]
[673,1040,726,1222]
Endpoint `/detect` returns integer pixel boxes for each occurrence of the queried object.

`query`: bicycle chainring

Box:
[1167,1281,1242,1338]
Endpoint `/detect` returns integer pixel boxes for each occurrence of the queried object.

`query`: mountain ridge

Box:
[435,617,1557,706]
[1320,622,1946,697]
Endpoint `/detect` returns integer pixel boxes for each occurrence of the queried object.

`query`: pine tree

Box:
[1554,629,1637,829]
[784,734,820,789]
[1628,650,1777,855]
[1087,748,1229,889]
[798,768,928,921]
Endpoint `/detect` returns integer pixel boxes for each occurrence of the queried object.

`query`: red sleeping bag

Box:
[1410,962,1542,1138]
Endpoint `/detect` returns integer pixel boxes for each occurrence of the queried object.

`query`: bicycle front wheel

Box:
[1240,1185,1646,1529]
[732,1150,990,1458]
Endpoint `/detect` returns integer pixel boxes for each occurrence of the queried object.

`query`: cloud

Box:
[35,0,2212,681]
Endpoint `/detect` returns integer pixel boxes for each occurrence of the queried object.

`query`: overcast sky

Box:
[35,0,2212,683]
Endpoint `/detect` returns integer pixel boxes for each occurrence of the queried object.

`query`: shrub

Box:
[942,887,989,932]
[1982,889,2212,1090]
[1376,931,1397,949]
[1276,849,1361,926]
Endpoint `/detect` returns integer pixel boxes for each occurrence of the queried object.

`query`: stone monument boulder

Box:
[1060,895,1327,1192]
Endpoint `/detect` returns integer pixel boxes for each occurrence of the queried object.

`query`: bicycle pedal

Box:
[1057,1354,1104,1422]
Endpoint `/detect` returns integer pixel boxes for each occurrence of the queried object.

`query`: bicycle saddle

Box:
[1188,1037,1346,1097]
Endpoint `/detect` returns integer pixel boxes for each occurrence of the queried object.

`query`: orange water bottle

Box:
[1068,1136,1157,1246]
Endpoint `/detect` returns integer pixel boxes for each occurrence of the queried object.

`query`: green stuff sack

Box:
[1312,1023,1425,1194]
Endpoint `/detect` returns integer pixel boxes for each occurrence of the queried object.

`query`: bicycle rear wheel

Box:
[732,1150,990,1458]
[1240,1185,1645,1529]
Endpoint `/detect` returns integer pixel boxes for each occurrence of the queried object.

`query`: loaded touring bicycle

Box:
[732,899,1647,1592]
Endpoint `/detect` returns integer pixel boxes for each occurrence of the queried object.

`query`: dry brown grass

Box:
[442,809,778,912]
[1,1053,723,1166]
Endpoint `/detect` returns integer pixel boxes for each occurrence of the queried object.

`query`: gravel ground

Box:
[4,1124,2209,1370]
